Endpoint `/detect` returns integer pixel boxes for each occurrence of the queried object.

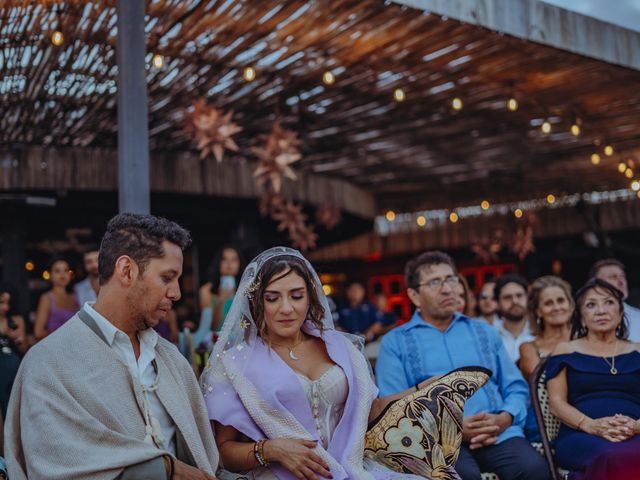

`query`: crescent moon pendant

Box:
[289,349,300,361]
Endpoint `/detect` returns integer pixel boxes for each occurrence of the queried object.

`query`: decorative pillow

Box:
[365,367,491,479]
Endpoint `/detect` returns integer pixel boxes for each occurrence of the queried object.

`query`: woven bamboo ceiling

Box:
[2,0,640,211]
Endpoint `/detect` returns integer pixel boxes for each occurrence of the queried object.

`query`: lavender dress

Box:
[46,292,78,333]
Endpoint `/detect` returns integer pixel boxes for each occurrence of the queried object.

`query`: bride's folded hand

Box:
[264,438,333,480]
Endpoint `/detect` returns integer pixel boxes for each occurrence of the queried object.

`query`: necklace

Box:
[601,340,619,375]
[271,333,305,361]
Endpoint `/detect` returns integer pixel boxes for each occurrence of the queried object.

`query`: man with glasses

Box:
[376,251,549,480]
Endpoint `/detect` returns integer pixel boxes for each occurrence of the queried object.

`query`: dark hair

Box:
[527,275,574,334]
[248,255,325,340]
[83,244,99,256]
[98,213,191,285]
[405,251,457,290]
[588,258,625,279]
[208,245,244,294]
[494,274,529,301]
[571,277,627,339]
[0,282,18,317]
[46,255,74,293]
[457,275,476,317]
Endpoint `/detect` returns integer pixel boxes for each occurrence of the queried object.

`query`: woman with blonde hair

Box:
[519,275,573,379]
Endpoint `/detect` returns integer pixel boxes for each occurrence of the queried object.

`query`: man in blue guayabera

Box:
[375,251,551,480]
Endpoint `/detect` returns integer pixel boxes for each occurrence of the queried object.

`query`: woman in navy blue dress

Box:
[546,278,640,480]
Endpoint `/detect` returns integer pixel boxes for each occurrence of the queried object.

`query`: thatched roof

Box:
[2,0,640,212]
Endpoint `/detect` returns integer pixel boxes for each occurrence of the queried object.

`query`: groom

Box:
[5,213,218,480]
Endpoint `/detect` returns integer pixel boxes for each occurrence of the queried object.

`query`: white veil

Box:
[203,246,364,365]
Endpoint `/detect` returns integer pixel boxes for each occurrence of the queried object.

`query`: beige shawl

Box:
[4,313,219,480]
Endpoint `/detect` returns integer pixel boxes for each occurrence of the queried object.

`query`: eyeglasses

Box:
[417,275,459,291]
[478,294,493,300]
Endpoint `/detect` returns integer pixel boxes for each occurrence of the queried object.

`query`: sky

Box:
[542,0,640,32]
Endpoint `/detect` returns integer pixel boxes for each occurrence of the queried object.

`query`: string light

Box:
[628,159,636,168]
[637,191,640,199]
[243,66,256,81]
[42,271,50,281]
[546,194,556,204]
[604,145,614,156]
[451,97,463,111]
[507,98,518,112]
[393,88,405,102]
[590,153,601,165]
[322,71,335,85]
[541,121,551,134]
[385,210,396,221]
[618,162,628,173]
[416,215,426,227]
[449,212,459,223]
[632,181,640,192]
[51,30,64,46]
[625,168,634,178]
[322,284,333,295]
[25,261,35,271]
[570,124,581,136]
[514,208,523,218]
[151,54,164,69]
[480,200,490,210]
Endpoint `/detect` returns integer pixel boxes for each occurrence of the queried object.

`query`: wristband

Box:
[576,414,586,431]
[164,455,175,480]
[254,439,269,467]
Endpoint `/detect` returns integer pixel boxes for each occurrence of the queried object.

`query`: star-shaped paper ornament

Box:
[184,99,242,162]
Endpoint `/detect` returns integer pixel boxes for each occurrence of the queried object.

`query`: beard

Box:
[502,308,525,322]
[125,284,155,332]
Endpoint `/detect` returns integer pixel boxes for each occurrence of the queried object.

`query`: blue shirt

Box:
[376,311,529,444]
[337,302,381,334]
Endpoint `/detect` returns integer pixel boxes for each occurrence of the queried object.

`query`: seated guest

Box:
[519,276,573,443]
[476,281,501,327]
[6,214,218,479]
[455,275,476,317]
[376,251,550,480]
[519,276,573,379]
[74,247,100,307]
[547,278,640,479]
[34,255,79,340]
[494,274,535,362]
[201,247,430,479]
[590,258,640,342]
[0,283,25,419]
[337,280,383,342]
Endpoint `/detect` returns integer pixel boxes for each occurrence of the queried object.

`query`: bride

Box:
[200,247,435,479]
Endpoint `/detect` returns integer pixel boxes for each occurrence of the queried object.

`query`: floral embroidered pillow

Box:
[365,367,491,479]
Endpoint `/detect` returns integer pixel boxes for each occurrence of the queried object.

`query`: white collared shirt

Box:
[84,303,176,454]
[625,303,640,342]
[496,319,535,363]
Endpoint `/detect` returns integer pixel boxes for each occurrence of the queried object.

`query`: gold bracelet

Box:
[576,414,586,430]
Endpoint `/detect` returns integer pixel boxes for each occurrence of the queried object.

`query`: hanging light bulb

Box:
[625,168,634,178]
[385,210,396,221]
[546,194,556,204]
[507,97,518,112]
[243,66,256,81]
[393,88,405,102]
[590,153,601,165]
[628,159,636,168]
[449,212,459,223]
[541,121,552,134]
[514,208,523,218]
[480,200,490,210]
[51,30,64,46]
[416,215,426,227]
[618,162,628,173]
[322,71,335,85]
[604,145,614,156]
[570,124,581,136]
[152,54,164,69]
[451,97,463,111]
[631,181,640,192]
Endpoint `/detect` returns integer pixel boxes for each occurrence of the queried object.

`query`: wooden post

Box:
[116,0,150,214]
[1,207,30,317]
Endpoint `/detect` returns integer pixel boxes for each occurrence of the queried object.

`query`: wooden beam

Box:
[392,0,640,71]
[0,147,376,219]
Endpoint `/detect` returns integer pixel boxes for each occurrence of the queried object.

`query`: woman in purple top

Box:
[201,247,432,480]
[34,256,79,340]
